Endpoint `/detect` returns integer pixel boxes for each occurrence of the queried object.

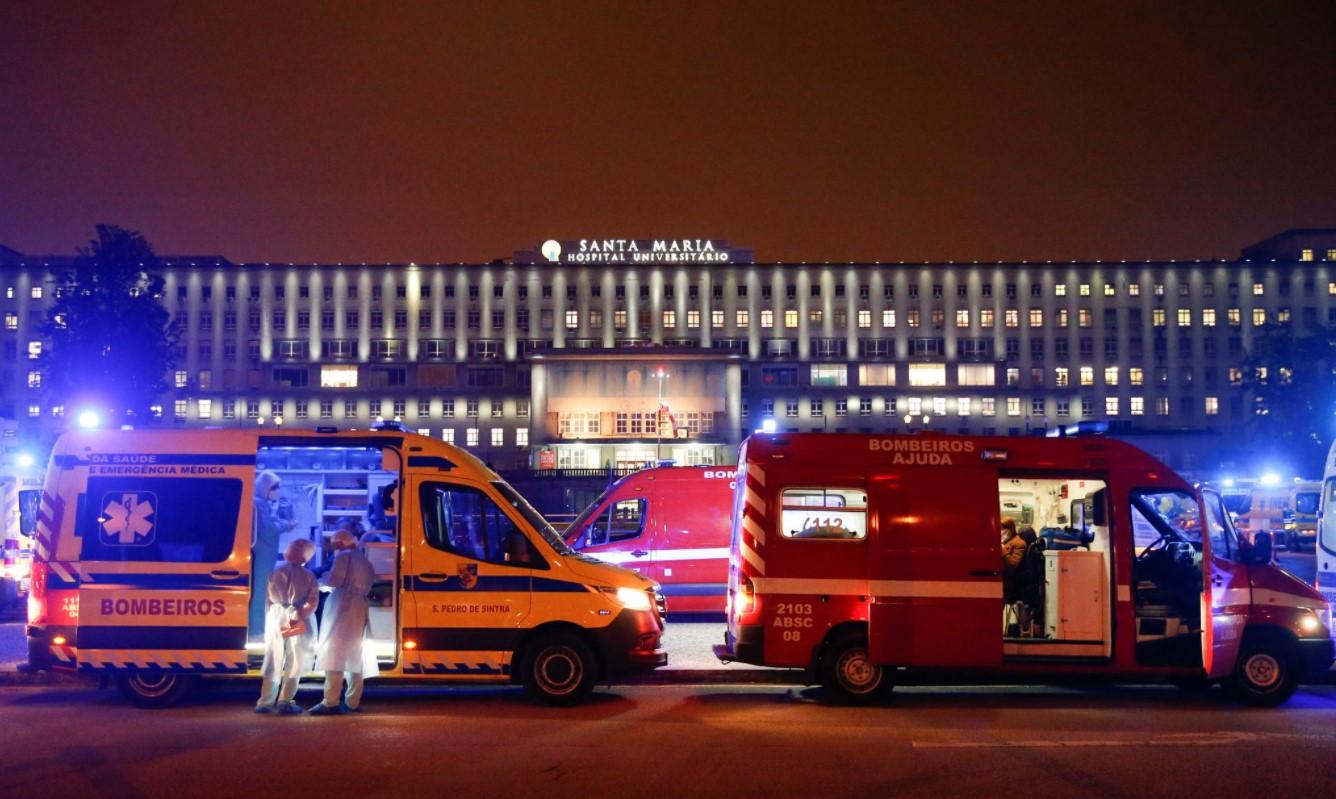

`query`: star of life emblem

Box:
[98,492,157,546]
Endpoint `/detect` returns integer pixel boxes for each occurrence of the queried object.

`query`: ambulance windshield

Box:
[493,481,573,556]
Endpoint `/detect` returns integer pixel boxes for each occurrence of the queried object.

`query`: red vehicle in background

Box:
[565,466,735,619]
[714,432,1334,706]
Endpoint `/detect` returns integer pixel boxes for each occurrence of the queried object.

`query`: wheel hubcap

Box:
[535,646,582,695]
[1244,653,1281,690]
[130,673,176,698]
[838,648,879,693]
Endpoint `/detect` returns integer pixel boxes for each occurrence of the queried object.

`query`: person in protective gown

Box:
[254,539,319,714]
[250,471,297,635]
[309,529,379,714]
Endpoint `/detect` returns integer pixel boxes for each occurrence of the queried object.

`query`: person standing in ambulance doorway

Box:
[250,471,298,636]
[255,539,319,715]
[308,529,379,715]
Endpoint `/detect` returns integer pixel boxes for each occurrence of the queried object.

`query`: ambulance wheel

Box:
[1226,637,1299,707]
[820,632,890,704]
[116,672,196,709]
[521,633,596,705]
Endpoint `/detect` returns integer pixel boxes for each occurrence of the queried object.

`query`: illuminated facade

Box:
[2,230,1335,477]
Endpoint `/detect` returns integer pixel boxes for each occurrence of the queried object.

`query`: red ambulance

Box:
[564,466,734,619]
[714,432,1334,706]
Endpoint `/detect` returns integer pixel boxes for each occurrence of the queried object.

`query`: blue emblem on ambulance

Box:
[98,492,158,546]
[457,563,478,590]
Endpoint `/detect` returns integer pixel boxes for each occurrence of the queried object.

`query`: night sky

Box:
[2,1,1333,264]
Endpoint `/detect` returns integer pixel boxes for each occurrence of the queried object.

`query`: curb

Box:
[0,669,92,687]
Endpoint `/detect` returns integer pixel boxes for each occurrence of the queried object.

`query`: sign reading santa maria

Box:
[530,239,747,264]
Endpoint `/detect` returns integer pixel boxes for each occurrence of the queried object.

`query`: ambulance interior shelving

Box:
[999,476,1207,665]
[255,444,401,664]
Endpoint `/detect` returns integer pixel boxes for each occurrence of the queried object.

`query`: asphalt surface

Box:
[1,682,1334,799]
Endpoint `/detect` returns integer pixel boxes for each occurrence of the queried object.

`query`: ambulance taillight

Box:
[27,560,47,625]
[733,571,756,620]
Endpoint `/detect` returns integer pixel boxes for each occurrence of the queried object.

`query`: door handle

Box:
[632,550,649,558]
[968,569,1001,578]
[210,569,241,579]
[418,572,449,582]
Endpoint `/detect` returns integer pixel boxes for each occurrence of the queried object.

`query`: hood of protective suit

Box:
[255,470,280,498]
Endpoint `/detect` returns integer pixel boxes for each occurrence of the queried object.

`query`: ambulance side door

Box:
[75,461,253,674]
[867,468,1003,668]
[404,477,533,677]
[572,491,655,578]
[1201,489,1247,679]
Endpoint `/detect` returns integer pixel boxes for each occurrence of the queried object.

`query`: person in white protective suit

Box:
[254,538,319,714]
[308,529,379,714]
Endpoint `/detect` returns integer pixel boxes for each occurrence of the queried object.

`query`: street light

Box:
[654,367,670,462]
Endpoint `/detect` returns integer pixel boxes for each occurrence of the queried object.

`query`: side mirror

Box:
[17,489,39,537]
[1250,531,1274,564]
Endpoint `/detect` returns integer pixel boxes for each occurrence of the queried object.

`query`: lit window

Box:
[712,310,724,328]
[1006,368,1020,386]
[1300,249,1314,262]
[3,313,15,330]
[1054,284,1067,297]
[1130,397,1145,416]
[1054,367,1069,387]
[907,363,947,387]
[30,286,42,299]
[1079,366,1094,386]
[1154,284,1165,297]
[565,310,579,329]
[27,341,41,359]
[614,310,628,329]
[1253,282,1264,296]
[1105,397,1119,415]
[491,428,504,446]
[1252,309,1266,326]
[906,310,920,328]
[1202,309,1216,326]
[761,310,774,328]
[1327,250,1336,262]
[981,397,996,415]
[1104,366,1119,386]
[737,310,750,327]
[957,397,971,416]
[956,310,969,328]
[1205,396,1219,416]
[1228,367,1242,385]
[859,364,896,386]
[1056,309,1068,327]
[516,428,529,447]
[1079,284,1090,297]
[1104,284,1116,296]
[1078,309,1092,328]
[1152,309,1166,327]
[661,310,676,328]
[175,370,189,388]
[956,364,994,386]
[1007,397,1021,416]
[174,399,187,418]
[1029,309,1043,328]
[1005,309,1019,328]
[784,310,798,328]
[811,365,847,387]
[466,428,479,447]
[1156,397,1170,416]
[26,370,41,388]
[1177,309,1191,326]
[1128,284,1141,296]
[321,365,358,388]
[442,428,455,444]
[28,404,40,417]
[881,309,895,328]
[779,488,867,540]
[1129,367,1144,386]
[197,398,212,418]
[1227,308,1241,325]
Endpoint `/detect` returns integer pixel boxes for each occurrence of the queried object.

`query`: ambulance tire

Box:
[1226,635,1299,707]
[820,631,891,704]
[116,672,197,709]
[520,632,596,705]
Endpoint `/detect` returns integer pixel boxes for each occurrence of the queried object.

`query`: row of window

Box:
[145,263,1336,304]
[753,394,1225,420]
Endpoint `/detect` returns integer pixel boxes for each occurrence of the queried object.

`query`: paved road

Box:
[1,682,1334,799]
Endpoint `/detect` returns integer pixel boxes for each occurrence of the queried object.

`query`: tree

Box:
[40,225,178,424]
[1240,322,1336,476]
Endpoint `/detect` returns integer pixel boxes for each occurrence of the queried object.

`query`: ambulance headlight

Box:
[1298,610,1324,635]
[600,585,652,612]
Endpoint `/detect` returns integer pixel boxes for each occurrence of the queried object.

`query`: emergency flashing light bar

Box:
[1045,421,1109,438]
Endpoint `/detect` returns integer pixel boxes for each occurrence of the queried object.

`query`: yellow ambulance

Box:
[25,428,666,706]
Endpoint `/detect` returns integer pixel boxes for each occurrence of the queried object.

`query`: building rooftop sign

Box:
[517,239,750,264]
